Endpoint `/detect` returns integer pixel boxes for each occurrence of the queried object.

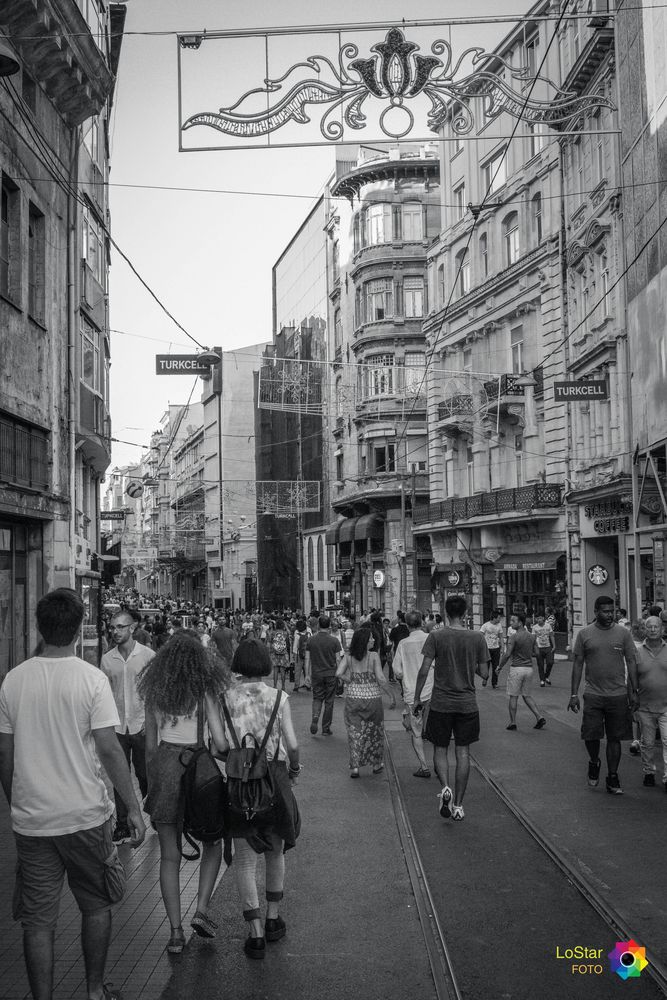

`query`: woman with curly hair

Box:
[335,624,396,778]
[138,631,230,954]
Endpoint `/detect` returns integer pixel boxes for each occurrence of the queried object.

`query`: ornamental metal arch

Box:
[178,25,614,151]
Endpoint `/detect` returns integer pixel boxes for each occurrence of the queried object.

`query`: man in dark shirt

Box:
[414,596,489,822]
[305,616,343,735]
[210,616,237,665]
[569,595,638,794]
[499,612,546,731]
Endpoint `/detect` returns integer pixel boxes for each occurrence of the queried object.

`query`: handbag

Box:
[221,691,281,822]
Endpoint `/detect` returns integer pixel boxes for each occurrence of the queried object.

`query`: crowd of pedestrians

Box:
[0,583,664,1000]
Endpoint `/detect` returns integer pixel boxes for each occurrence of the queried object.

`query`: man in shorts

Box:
[632,615,667,789]
[413,595,489,821]
[532,613,556,686]
[499,612,546,731]
[0,588,146,1000]
[480,610,505,688]
[392,611,433,777]
[569,594,638,794]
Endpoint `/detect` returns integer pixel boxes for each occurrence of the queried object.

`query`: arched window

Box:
[479,233,488,278]
[307,537,314,581]
[503,212,520,266]
[437,263,445,306]
[316,536,324,580]
[532,194,542,244]
[455,248,470,297]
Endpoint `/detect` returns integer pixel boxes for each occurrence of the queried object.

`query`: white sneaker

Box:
[451,804,465,821]
[438,786,452,818]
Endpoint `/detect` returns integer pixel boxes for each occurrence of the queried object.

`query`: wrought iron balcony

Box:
[483,374,526,401]
[413,483,564,526]
[436,393,474,436]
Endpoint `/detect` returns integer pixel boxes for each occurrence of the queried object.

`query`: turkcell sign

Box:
[155,354,211,375]
[553,381,609,401]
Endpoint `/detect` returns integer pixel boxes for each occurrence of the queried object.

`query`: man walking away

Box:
[569,595,638,794]
[532,614,556,686]
[413,596,489,821]
[480,610,505,689]
[499,613,546,731]
[0,588,145,1000]
[210,615,237,666]
[101,613,155,843]
[305,616,343,735]
[634,616,667,789]
[392,612,433,777]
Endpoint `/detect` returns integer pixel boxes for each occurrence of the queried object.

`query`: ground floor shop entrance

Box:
[0,519,45,679]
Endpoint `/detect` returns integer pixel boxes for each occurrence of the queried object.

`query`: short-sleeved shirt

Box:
[0,655,119,836]
[100,640,154,734]
[636,640,667,712]
[223,680,288,762]
[480,621,504,650]
[532,623,554,649]
[306,631,341,677]
[392,629,433,706]
[573,623,636,697]
[421,627,490,713]
[509,629,535,668]
[389,623,410,651]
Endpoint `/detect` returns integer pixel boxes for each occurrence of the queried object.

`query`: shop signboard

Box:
[579,497,631,538]
[155,354,212,375]
[100,510,127,521]
[554,381,609,401]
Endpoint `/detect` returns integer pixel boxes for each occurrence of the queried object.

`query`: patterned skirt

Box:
[344,690,385,767]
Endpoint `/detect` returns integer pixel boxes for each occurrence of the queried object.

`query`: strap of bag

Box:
[196,699,205,749]
[221,698,242,749]
[258,690,282,757]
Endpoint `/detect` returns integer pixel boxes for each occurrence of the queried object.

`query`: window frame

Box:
[27,202,45,325]
[362,353,395,398]
[365,278,393,322]
[483,148,507,195]
[403,275,425,318]
[402,202,424,242]
[453,182,466,221]
[80,315,101,393]
[503,212,520,266]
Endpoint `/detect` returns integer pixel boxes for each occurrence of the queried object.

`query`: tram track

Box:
[385,733,667,999]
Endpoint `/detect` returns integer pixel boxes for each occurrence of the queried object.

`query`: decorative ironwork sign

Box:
[178,25,614,151]
[257,481,321,516]
[258,359,323,415]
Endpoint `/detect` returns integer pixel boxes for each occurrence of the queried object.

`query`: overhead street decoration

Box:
[257,481,321,516]
[178,25,614,150]
[156,354,213,375]
[554,381,609,401]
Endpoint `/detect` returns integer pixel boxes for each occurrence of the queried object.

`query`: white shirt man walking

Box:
[480,610,505,688]
[101,613,155,843]
[0,588,145,1000]
[392,611,433,777]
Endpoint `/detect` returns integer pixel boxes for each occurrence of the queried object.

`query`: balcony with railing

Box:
[436,393,475,436]
[413,483,564,527]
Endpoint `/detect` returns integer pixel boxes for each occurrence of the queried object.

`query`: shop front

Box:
[493,551,568,652]
[575,493,632,623]
[0,519,45,679]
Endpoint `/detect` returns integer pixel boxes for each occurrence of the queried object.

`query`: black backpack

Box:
[179,701,227,860]
[221,691,281,823]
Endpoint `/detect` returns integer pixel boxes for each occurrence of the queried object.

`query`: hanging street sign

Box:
[101,510,127,521]
[554,381,609,401]
[155,354,212,375]
[178,25,614,152]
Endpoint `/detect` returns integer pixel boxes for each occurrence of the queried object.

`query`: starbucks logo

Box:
[588,564,609,586]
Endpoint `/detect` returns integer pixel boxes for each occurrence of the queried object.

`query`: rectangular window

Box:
[505,218,520,266]
[28,203,45,324]
[404,276,424,318]
[82,204,106,289]
[533,194,543,244]
[511,326,524,374]
[366,279,393,321]
[437,263,445,306]
[336,453,344,482]
[81,316,100,392]
[594,114,604,184]
[404,352,425,394]
[524,34,538,77]
[458,253,470,297]
[601,266,609,317]
[365,204,392,245]
[466,446,475,495]
[529,124,545,158]
[332,239,340,286]
[402,203,423,241]
[334,308,342,351]
[480,234,488,278]
[483,149,507,194]
[454,183,466,221]
[1,176,20,303]
[363,354,394,397]
[0,413,49,491]
[451,132,462,157]
[374,443,396,474]
[515,434,524,487]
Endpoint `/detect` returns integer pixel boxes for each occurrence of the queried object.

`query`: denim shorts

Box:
[13,818,123,928]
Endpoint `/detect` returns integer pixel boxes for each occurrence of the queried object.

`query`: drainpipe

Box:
[67,130,80,589]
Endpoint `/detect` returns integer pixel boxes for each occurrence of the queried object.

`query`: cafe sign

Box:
[580,497,631,537]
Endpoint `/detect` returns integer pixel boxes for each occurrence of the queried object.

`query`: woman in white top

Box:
[139,630,230,953]
[212,638,301,960]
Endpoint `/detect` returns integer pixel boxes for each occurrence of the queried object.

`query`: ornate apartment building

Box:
[416,6,570,646]
[0,0,125,673]
[324,144,441,619]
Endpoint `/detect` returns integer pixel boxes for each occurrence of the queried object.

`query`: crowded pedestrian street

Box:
[2,665,666,1000]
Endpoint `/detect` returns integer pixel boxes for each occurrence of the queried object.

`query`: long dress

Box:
[344,654,385,768]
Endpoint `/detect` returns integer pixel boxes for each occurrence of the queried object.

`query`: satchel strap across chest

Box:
[222,690,282,756]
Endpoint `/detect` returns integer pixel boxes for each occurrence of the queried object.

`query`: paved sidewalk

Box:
[0,688,433,1000]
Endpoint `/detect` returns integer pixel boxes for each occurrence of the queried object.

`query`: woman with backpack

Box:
[268,617,290,690]
[138,631,231,954]
[210,638,301,959]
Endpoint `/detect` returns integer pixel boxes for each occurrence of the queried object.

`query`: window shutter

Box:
[393,205,402,242]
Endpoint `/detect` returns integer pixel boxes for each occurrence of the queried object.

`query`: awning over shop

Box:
[493,551,565,572]
[338,517,359,544]
[325,519,342,545]
[354,513,385,542]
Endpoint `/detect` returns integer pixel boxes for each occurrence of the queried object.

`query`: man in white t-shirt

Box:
[0,589,145,1000]
[532,614,556,687]
[392,611,434,777]
[480,611,505,689]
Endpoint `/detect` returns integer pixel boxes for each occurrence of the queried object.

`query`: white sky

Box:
[108,0,523,469]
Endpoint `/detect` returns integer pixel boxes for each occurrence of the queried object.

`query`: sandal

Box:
[167,928,185,954]
[191,910,218,938]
